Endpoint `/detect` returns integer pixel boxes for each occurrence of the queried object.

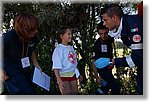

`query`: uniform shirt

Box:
[115,15,143,68]
[121,15,143,47]
[3,29,37,76]
[52,44,77,77]
[93,36,114,60]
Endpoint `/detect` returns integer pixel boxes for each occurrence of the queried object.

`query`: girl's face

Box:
[61,29,72,44]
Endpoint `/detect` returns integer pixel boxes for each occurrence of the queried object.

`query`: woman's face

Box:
[25,29,38,38]
[61,29,72,43]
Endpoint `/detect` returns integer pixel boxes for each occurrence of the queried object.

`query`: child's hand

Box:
[58,80,65,91]
[79,75,83,82]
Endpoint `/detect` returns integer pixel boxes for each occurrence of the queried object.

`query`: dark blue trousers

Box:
[136,64,143,95]
[4,68,35,95]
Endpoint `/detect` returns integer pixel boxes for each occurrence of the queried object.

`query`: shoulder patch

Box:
[131,28,138,32]
[133,34,141,42]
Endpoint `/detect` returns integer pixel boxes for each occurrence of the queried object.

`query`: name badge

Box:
[21,57,30,68]
[101,45,107,52]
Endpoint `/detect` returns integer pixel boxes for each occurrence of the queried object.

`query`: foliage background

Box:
[2,0,142,95]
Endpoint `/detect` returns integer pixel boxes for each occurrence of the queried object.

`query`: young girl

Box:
[52,26,82,95]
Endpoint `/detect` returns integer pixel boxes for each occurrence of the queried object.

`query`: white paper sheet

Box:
[32,67,50,91]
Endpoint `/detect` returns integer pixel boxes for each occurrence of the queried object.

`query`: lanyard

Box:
[22,40,29,58]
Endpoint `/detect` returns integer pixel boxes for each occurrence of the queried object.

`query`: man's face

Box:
[98,29,108,41]
[102,14,116,31]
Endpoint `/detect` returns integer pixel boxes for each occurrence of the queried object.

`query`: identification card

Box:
[21,57,30,68]
[101,45,107,52]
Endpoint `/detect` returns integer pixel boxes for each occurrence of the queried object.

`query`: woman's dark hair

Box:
[57,26,71,44]
[101,4,123,19]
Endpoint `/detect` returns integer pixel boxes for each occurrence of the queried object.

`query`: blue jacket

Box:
[3,29,37,76]
[115,15,143,68]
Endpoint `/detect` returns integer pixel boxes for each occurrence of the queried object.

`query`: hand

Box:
[39,67,42,74]
[108,59,115,70]
[0,70,9,81]
[108,63,114,70]
[111,58,115,65]
[58,80,65,91]
[79,75,83,82]
[96,77,103,86]
[37,66,42,74]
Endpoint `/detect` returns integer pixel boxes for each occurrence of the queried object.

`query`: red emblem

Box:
[68,51,76,64]
[133,35,141,42]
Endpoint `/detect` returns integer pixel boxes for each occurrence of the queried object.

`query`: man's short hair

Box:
[101,4,123,19]
[97,21,108,32]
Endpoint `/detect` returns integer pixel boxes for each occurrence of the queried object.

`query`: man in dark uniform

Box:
[93,22,120,95]
[101,4,143,95]
[1,12,42,94]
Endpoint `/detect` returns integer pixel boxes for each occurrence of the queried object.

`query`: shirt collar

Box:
[108,17,123,39]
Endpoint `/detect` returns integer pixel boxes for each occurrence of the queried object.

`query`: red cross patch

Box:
[133,34,141,42]
[68,51,76,64]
